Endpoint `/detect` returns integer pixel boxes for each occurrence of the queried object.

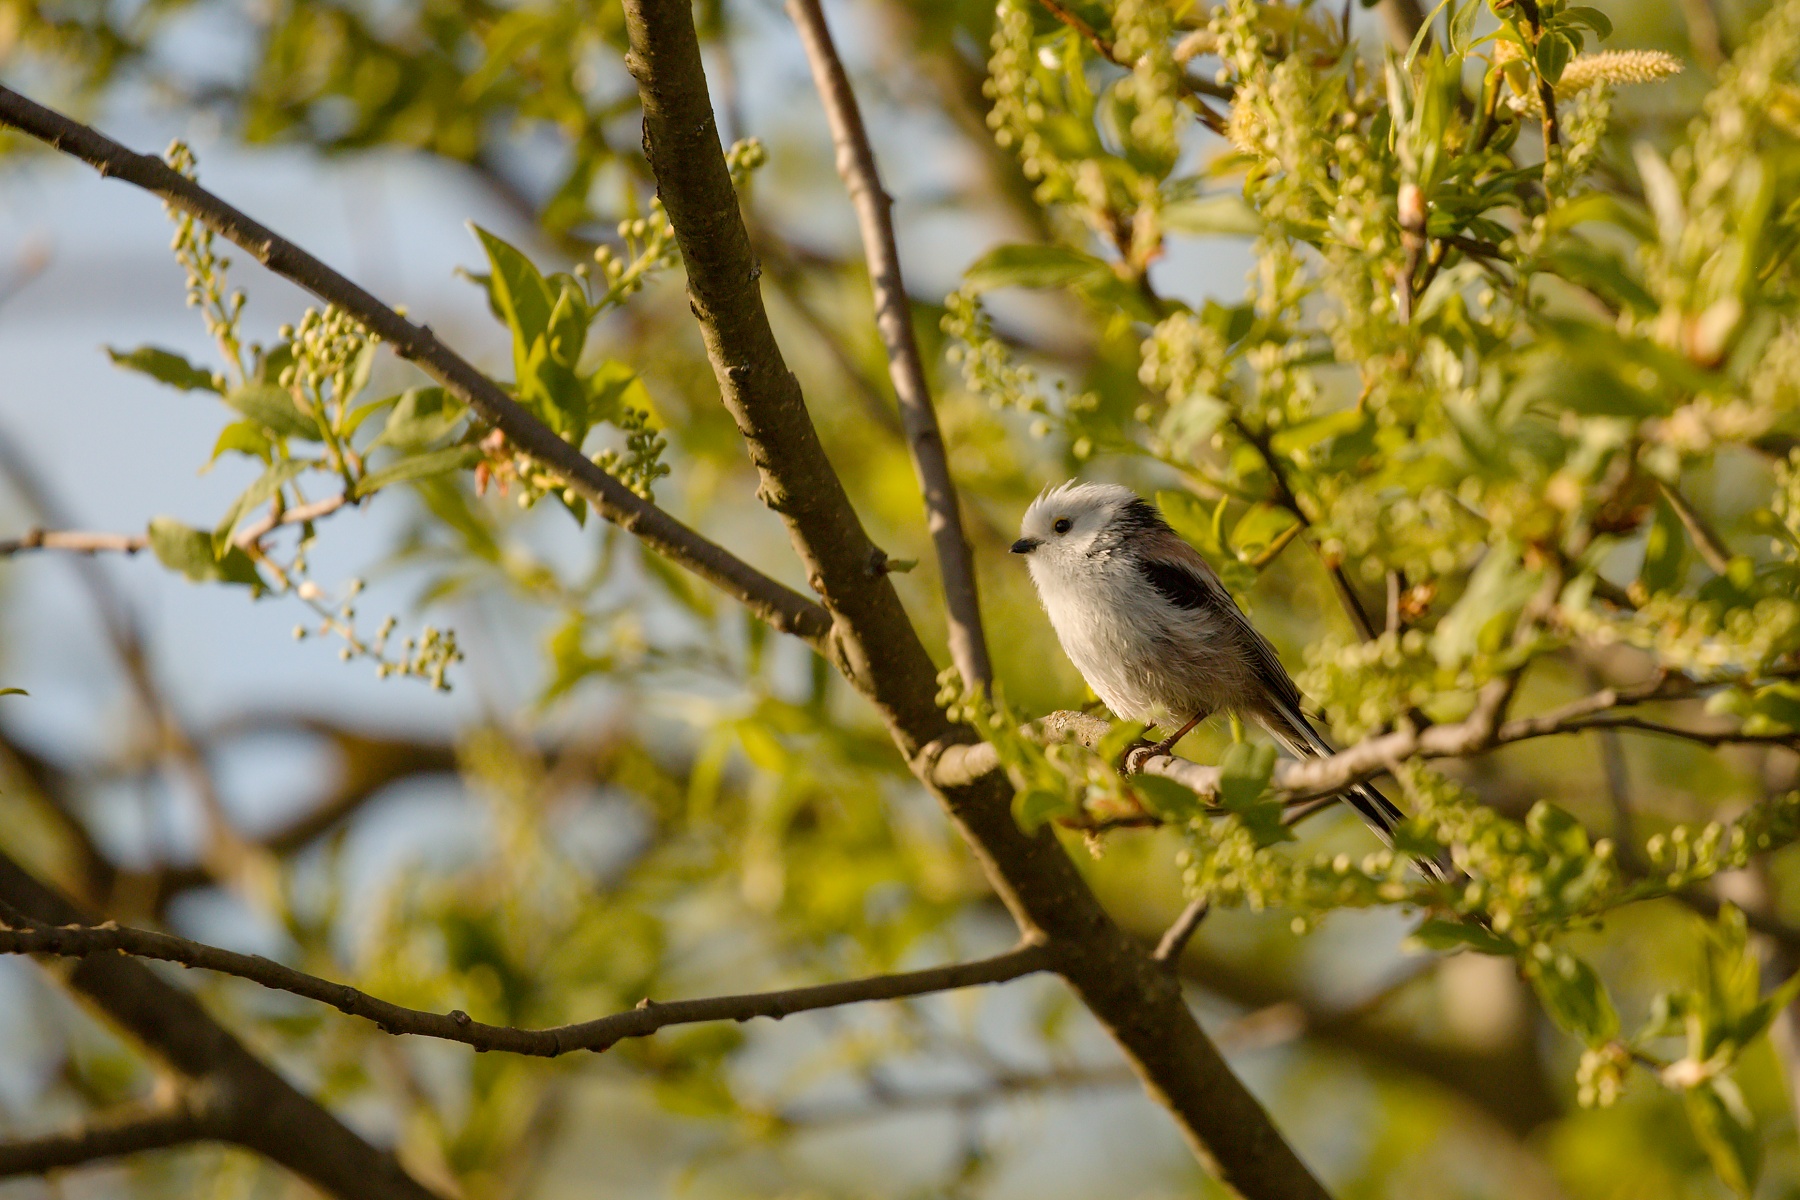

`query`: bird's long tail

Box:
[1255,698,1451,883]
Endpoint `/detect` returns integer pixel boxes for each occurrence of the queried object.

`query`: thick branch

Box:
[0,1092,228,1177]
[0,919,1053,1056]
[622,4,1330,1196]
[0,86,830,646]
[788,0,991,690]
[0,850,446,1200]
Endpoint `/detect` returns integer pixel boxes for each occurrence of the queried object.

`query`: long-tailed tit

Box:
[1013,481,1432,870]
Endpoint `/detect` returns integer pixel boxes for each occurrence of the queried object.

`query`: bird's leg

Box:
[1146,711,1207,759]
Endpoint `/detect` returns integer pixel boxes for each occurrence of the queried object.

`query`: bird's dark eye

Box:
[1052,517,1072,535]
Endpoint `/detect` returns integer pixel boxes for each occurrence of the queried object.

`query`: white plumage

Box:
[1013,481,1435,871]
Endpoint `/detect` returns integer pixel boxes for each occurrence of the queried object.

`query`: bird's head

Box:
[1013,481,1160,574]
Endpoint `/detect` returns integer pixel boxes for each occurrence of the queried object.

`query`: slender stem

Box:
[1230,415,1378,641]
[929,675,1789,802]
[0,529,148,555]
[788,0,992,690]
[1153,898,1211,966]
[0,918,1054,1056]
[0,84,831,646]
[1657,478,1734,575]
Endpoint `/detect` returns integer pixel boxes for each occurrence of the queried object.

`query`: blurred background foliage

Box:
[1,0,1799,1196]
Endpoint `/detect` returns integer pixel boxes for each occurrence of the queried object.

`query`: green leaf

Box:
[963,244,1115,293]
[225,384,320,440]
[1217,742,1290,846]
[1013,786,1074,833]
[1526,951,1619,1044]
[1269,408,1368,455]
[1562,6,1612,39]
[1161,195,1261,237]
[1229,503,1299,561]
[1684,1080,1760,1198]
[1135,774,1205,822]
[209,421,272,465]
[1526,801,1591,858]
[353,445,482,498]
[372,388,466,452]
[1432,541,1543,667]
[214,459,310,550]
[148,517,263,590]
[1405,0,1454,69]
[471,223,556,346]
[1449,0,1481,52]
[585,359,652,426]
[1640,497,1688,595]
[1408,919,1516,956]
[1156,490,1230,560]
[106,345,220,392]
[1535,31,1573,86]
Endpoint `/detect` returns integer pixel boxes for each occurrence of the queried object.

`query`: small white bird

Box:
[1013,480,1430,868]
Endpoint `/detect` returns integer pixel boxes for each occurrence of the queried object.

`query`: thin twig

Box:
[0,529,148,556]
[1228,414,1378,641]
[929,674,1788,804]
[1656,478,1734,575]
[1153,898,1211,966]
[788,0,992,689]
[0,85,832,646]
[0,493,352,560]
[1033,0,1231,131]
[0,918,1055,1056]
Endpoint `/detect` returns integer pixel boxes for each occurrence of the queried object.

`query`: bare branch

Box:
[0,1091,228,1177]
[621,3,1332,1194]
[0,529,148,555]
[0,849,448,1200]
[0,493,353,561]
[0,85,831,646]
[931,675,1790,804]
[788,0,992,690]
[0,919,1052,1055]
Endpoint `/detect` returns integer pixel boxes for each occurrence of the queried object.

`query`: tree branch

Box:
[0,493,353,560]
[0,85,831,646]
[0,918,1053,1055]
[0,849,448,1200]
[930,676,1786,804]
[621,3,1331,1196]
[0,529,148,555]
[0,1091,229,1177]
[1153,897,1210,966]
[788,0,992,690]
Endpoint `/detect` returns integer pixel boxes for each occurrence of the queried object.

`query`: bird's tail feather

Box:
[1255,699,1451,883]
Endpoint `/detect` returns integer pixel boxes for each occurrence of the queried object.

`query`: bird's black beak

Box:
[1010,537,1041,555]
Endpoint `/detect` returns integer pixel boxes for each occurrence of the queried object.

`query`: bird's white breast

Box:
[1027,553,1219,722]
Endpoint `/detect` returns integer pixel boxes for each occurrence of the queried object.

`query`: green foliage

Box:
[16,0,1800,1195]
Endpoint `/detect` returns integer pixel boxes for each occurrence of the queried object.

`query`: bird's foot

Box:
[1144,735,1180,760]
